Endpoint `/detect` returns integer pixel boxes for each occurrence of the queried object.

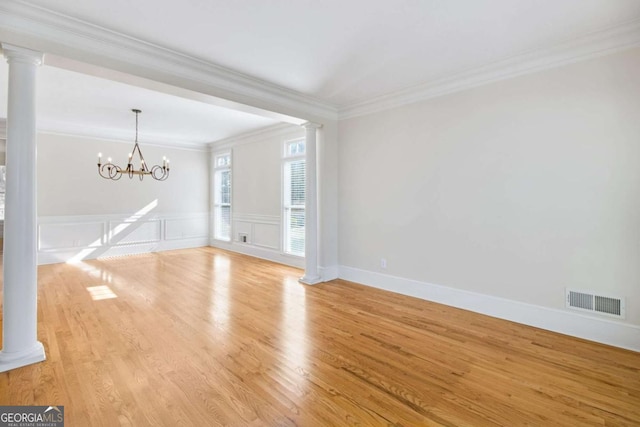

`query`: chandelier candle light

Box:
[97,109,170,181]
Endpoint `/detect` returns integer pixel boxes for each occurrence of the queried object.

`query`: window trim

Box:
[282,139,306,257]
[213,152,232,242]
[284,138,305,160]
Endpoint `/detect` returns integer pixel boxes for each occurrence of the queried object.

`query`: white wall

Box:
[37,132,210,263]
[232,133,283,218]
[210,125,306,268]
[338,47,640,346]
[38,133,208,216]
[210,121,340,278]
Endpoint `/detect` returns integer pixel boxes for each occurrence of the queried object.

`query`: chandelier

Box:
[97,109,170,181]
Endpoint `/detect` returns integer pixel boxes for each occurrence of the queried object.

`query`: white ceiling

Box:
[2,0,640,145]
[0,61,281,147]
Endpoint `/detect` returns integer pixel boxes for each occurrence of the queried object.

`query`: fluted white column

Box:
[299,122,322,285]
[0,44,45,372]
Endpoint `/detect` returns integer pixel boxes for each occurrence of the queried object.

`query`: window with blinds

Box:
[214,153,231,241]
[0,166,5,221]
[283,139,305,256]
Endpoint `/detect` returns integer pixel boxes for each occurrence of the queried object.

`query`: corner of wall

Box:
[209,238,305,270]
[320,265,339,282]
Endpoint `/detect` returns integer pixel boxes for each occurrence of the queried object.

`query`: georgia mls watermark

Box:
[0,406,64,427]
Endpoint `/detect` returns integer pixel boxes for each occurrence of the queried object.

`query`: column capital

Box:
[302,121,322,130]
[2,43,43,66]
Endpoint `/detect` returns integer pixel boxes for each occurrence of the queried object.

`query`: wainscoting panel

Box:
[210,212,296,267]
[38,213,209,265]
[38,221,105,250]
[232,213,280,250]
[234,221,253,242]
[165,216,209,240]
[253,223,280,250]
[109,219,161,245]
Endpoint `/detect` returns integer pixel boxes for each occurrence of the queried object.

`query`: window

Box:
[283,139,305,256]
[214,153,231,241]
[215,154,231,168]
[0,166,5,221]
[286,139,305,157]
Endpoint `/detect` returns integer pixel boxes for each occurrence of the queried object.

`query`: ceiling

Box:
[2,0,640,145]
[0,61,282,147]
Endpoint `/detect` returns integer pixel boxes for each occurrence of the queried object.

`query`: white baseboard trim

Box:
[209,238,305,269]
[39,237,210,265]
[339,265,640,352]
[209,240,338,283]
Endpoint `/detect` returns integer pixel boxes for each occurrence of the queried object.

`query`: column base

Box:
[299,274,322,285]
[0,341,46,373]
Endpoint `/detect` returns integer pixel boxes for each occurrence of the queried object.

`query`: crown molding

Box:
[5,117,208,150]
[210,123,303,151]
[1,2,639,124]
[38,122,210,152]
[340,19,640,119]
[0,1,338,121]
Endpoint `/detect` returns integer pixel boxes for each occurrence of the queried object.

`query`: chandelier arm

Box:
[98,163,123,180]
[150,164,169,181]
[113,165,123,180]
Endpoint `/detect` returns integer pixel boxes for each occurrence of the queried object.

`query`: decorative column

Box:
[0,44,46,372]
[299,122,322,285]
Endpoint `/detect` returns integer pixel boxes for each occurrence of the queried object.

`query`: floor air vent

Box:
[566,289,625,318]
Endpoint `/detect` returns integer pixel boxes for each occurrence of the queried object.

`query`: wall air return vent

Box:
[566,289,625,319]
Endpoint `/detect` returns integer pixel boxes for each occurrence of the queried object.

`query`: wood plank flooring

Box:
[0,247,639,426]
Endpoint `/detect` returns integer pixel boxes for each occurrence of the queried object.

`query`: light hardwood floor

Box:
[0,247,639,426]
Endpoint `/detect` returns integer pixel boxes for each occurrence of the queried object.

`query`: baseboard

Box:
[210,239,305,269]
[209,240,338,282]
[39,237,210,265]
[339,265,640,352]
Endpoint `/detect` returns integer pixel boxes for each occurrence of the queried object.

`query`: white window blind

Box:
[0,166,5,221]
[214,154,231,241]
[283,139,305,256]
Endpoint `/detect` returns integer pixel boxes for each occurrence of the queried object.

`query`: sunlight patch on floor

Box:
[87,285,118,300]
